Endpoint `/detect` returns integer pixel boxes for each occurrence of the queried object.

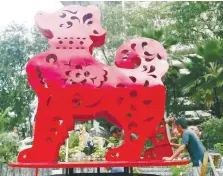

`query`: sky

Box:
[0,0,63,29]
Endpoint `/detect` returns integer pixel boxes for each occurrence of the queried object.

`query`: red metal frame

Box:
[9,160,189,168]
[14,5,181,164]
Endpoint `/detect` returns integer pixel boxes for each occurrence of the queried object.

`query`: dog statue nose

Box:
[80,41,84,45]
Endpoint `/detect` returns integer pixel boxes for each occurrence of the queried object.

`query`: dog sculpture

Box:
[18,5,172,163]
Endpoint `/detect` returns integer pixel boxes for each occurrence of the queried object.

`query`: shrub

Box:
[169,164,192,176]
[0,132,19,163]
[59,135,108,161]
[68,132,79,148]
[201,118,223,148]
[214,143,223,155]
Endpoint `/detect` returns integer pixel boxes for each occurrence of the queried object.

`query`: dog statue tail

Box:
[114,38,169,80]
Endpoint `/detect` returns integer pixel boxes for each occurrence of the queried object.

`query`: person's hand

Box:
[162,157,173,161]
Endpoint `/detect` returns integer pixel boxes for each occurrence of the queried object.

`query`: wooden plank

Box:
[208,154,220,176]
[201,151,208,176]
[213,155,221,168]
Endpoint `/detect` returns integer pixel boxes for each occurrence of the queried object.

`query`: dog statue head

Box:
[35,5,106,54]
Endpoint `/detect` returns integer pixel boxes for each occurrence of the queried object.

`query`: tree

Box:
[98,2,176,65]
[0,23,35,131]
[0,24,48,135]
[201,118,223,148]
[170,2,223,44]
[28,25,48,55]
[138,2,223,119]
[0,132,19,163]
[181,39,223,118]
[0,107,11,133]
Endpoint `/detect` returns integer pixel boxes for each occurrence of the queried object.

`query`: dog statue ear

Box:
[86,5,106,47]
[35,11,54,39]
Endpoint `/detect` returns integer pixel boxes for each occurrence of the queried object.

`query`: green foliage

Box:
[59,145,66,161]
[0,24,48,136]
[0,107,11,133]
[0,23,39,133]
[59,135,108,161]
[197,40,223,62]
[181,39,223,117]
[68,132,79,148]
[142,140,154,154]
[141,28,179,49]
[59,145,85,162]
[96,118,113,137]
[139,2,223,118]
[169,164,192,176]
[165,67,182,115]
[108,136,120,147]
[90,147,107,159]
[0,133,19,163]
[170,2,223,43]
[93,2,177,65]
[133,168,141,174]
[201,118,223,147]
[84,122,93,133]
[214,143,223,155]
[90,136,108,159]
[28,25,48,54]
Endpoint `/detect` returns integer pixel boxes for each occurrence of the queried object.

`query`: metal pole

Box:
[35,168,38,176]
[65,138,69,162]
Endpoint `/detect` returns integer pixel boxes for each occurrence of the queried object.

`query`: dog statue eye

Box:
[87,21,93,26]
[60,13,66,18]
